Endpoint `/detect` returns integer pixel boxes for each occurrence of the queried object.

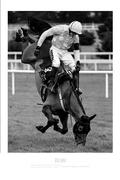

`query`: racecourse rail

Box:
[8,51,113,98]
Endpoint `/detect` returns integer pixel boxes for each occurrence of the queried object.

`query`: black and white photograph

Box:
[1,0,120,179]
[8,11,113,152]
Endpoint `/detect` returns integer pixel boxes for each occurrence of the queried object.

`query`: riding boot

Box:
[46,67,58,93]
[73,70,82,96]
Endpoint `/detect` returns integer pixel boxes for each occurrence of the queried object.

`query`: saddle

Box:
[40,70,72,102]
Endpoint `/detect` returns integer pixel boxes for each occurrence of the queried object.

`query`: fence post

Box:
[108,53,112,70]
[12,72,15,95]
[84,54,87,70]
[105,73,109,98]
[11,63,15,95]
[94,62,97,71]
[15,53,18,70]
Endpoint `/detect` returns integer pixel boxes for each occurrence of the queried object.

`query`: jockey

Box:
[34,21,82,94]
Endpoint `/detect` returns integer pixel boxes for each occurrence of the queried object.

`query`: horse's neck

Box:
[69,92,85,121]
[61,81,85,121]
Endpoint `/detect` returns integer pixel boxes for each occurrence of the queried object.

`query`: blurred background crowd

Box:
[8,11,113,57]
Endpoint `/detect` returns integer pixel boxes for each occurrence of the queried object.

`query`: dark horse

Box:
[19,28,96,146]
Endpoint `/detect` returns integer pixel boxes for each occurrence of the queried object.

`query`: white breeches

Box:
[50,45,76,72]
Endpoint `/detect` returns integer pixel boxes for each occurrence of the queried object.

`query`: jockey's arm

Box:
[73,35,80,64]
[37,26,63,47]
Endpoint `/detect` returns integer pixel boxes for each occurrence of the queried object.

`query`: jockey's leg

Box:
[45,66,58,92]
[62,52,82,95]
[72,69,82,96]
[46,47,61,92]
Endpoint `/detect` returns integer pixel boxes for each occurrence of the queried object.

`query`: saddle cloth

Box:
[40,71,72,102]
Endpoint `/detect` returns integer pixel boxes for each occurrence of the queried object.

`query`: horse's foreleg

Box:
[54,112,68,134]
[36,105,59,133]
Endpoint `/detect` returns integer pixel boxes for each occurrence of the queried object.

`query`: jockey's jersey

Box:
[37,25,79,50]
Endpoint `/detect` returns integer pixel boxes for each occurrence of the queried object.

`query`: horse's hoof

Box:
[36,126,46,133]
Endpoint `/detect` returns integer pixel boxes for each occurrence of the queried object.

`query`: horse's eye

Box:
[78,125,83,132]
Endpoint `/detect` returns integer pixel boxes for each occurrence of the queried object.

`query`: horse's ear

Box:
[89,114,96,121]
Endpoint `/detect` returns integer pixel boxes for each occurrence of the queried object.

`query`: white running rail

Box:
[8,52,113,98]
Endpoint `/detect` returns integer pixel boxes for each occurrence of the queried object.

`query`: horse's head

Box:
[73,114,96,146]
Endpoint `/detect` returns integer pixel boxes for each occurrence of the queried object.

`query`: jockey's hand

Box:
[34,46,41,57]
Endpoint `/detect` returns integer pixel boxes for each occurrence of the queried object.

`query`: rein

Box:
[70,81,86,115]
[60,61,86,115]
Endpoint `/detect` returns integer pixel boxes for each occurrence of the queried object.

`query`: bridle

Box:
[60,61,86,115]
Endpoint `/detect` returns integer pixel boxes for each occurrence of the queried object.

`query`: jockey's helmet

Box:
[69,21,82,35]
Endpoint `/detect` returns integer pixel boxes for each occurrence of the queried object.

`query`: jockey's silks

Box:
[52,30,74,50]
[37,25,79,50]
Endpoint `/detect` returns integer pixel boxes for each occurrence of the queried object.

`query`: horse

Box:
[35,72,96,146]
[17,28,96,146]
